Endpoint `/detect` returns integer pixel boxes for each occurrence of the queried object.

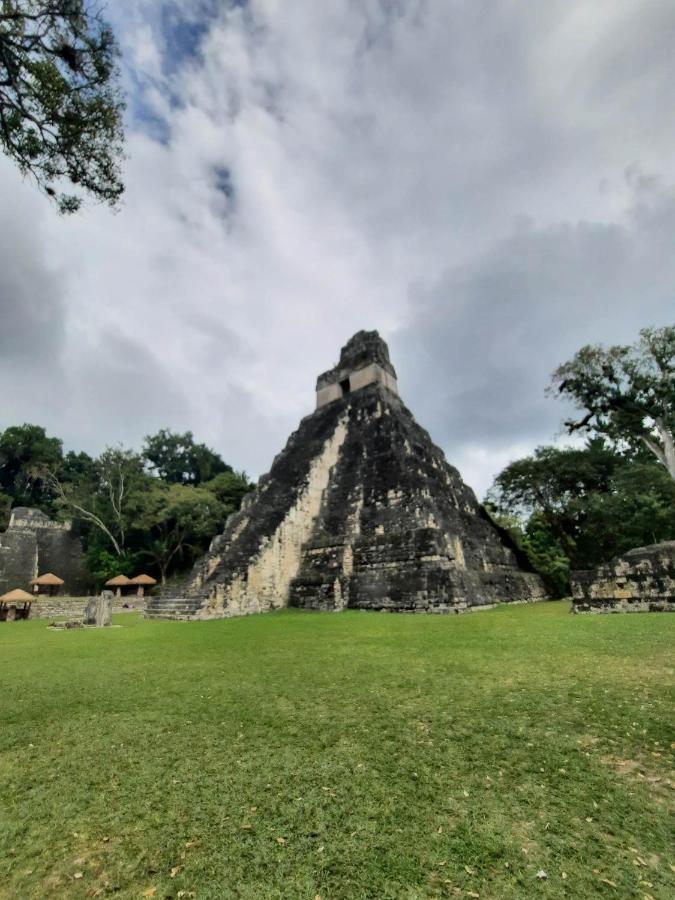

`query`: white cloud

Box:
[1,0,673,496]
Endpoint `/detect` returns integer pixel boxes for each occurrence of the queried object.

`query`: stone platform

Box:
[571,542,675,613]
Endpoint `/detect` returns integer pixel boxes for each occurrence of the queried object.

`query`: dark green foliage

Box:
[490,511,570,598]
[550,324,675,478]
[574,462,675,568]
[202,468,254,515]
[0,422,63,510]
[143,428,233,486]
[0,489,11,529]
[60,449,95,485]
[85,543,136,586]
[488,442,675,594]
[0,0,125,212]
[133,481,227,583]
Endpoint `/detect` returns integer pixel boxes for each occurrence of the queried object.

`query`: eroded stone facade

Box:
[0,507,89,595]
[571,542,675,613]
[148,331,546,620]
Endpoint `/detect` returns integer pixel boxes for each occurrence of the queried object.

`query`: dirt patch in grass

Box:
[602,754,675,806]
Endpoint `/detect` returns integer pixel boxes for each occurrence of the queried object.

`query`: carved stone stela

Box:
[147,331,546,620]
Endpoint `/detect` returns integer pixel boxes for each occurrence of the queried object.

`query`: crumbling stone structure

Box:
[0,507,89,596]
[571,542,675,613]
[147,331,546,620]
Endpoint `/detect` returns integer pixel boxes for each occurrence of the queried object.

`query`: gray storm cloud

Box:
[1,0,673,495]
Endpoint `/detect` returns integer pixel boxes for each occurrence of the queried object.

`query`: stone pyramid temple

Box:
[146,331,545,619]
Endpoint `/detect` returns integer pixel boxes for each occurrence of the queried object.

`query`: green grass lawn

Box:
[1,603,673,899]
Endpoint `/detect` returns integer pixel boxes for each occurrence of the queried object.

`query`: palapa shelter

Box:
[0,588,34,621]
[105,574,132,598]
[30,572,65,596]
[128,574,158,598]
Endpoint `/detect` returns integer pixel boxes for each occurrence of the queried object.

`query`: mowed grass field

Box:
[1,603,673,900]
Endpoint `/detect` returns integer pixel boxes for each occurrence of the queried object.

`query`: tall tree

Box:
[135,482,226,584]
[550,325,675,478]
[0,0,125,212]
[143,428,232,486]
[49,446,147,555]
[486,441,619,557]
[0,422,62,509]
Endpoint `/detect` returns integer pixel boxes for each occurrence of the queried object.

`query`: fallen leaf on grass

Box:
[464,865,475,875]
[535,870,547,880]
[466,892,480,898]
[141,889,157,898]
[240,824,253,830]
[600,878,616,887]
[73,872,83,880]
[276,837,286,844]
[170,866,183,877]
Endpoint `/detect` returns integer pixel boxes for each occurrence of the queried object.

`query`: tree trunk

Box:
[642,421,675,480]
[659,422,675,479]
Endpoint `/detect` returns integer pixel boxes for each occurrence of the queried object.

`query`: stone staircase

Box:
[144,594,205,620]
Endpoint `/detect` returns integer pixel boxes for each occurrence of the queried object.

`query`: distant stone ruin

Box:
[0,507,89,596]
[147,331,546,620]
[572,542,675,613]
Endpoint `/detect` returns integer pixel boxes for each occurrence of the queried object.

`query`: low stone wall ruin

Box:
[571,542,675,614]
[26,595,145,620]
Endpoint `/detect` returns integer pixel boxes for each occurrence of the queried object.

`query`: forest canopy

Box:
[0,424,253,585]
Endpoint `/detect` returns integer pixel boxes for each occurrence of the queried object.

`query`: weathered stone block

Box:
[571,542,675,613]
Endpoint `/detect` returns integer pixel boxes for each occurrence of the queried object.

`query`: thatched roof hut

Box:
[0,588,34,603]
[105,574,132,597]
[0,588,33,620]
[105,575,131,587]
[30,572,65,596]
[128,573,158,596]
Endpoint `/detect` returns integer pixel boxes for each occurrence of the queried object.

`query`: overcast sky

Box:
[1,0,674,498]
